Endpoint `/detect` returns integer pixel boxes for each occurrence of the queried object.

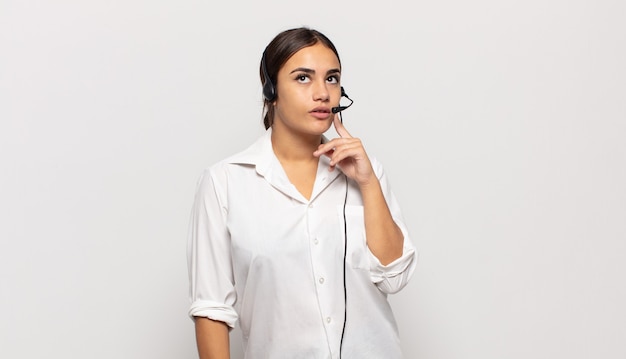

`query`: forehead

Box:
[281,43,341,71]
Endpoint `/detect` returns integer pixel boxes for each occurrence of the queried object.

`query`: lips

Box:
[309,107,331,119]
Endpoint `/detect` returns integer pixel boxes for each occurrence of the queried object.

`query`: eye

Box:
[295,74,310,83]
[327,75,340,84]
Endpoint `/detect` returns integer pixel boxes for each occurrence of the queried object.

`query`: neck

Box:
[270,127,322,163]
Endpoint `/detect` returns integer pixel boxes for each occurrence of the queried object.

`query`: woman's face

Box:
[273,43,342,136]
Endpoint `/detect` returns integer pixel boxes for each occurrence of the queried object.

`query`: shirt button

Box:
[314,239,319,245]
[319,277,325,284]
[326,317,332,323]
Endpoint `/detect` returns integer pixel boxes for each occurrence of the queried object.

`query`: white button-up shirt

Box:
[187,129,417,358]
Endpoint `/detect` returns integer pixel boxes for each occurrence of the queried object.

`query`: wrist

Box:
[357,174,380,191]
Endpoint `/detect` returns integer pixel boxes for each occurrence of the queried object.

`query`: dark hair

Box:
[260,27,341,129]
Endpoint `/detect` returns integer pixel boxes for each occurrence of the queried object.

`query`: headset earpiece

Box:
[261,50,276,102]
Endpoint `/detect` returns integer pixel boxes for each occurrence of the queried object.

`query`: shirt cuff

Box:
[188,299,238,329]
[368,245,417,294]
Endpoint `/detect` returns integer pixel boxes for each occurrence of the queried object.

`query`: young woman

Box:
[187,27,417,359]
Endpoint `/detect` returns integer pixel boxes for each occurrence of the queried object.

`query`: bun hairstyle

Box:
[260,27,341,130]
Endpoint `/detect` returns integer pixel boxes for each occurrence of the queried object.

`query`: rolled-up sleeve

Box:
[368,244,417,294]
[187,168,238,328]
[367,160,418,294]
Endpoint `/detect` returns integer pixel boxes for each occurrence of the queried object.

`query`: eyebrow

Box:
[289,67,341,75]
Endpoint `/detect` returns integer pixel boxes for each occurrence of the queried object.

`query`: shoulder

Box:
[196,130,271,186]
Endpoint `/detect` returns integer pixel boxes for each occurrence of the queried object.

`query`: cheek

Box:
[276,94,305,116]
[273,101,295,123]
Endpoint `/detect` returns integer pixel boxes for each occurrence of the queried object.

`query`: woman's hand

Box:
[313,115,376,187]
[315,115,405,264]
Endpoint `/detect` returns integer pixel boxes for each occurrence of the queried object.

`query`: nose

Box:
[313,80,330,102]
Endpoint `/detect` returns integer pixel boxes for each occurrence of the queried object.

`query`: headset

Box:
[261,50,353,115]
[262,49,353,358]
[261,50,277,102]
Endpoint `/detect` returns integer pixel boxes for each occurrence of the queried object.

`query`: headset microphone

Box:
[332,87,354,114]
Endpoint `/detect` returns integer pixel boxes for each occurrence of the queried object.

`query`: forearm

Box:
[195,317,230,359]
[360,179,404,265]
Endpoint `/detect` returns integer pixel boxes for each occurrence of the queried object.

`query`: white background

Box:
[1,0,625,358]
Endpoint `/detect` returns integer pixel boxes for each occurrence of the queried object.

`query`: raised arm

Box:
[314,116,404,265]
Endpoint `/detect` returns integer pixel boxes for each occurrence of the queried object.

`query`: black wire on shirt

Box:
[336,103,352,358]
[339,174,348,359]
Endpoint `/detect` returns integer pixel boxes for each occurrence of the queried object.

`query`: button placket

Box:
[305,197,336,334]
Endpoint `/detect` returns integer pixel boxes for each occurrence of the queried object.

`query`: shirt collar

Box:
[225,128,275,177]
[225,128,343,202]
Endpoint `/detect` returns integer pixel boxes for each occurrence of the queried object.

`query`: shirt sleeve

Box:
[187,167,238,328]
[366,159,418,294]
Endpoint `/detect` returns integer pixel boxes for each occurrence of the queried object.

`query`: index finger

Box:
[333,114,353,138]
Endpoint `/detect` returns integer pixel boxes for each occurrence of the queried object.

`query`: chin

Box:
[313,121,333,134]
